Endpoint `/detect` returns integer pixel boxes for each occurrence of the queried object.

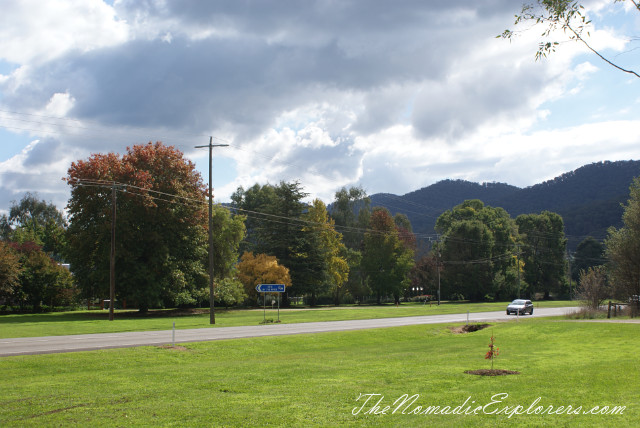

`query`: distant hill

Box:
[368,160,640,250]
[370,180,520,240]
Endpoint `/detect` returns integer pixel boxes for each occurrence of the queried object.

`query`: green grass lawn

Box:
[0,318,636,427]
[0,300,576,339]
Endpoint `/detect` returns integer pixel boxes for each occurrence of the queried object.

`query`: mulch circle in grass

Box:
[450,323,491,334]
[464,369,520,376]
[157,345,190,351]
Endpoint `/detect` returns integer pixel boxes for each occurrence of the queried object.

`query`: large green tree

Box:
[362,207,415,304]
[11,241,74,312]
[329,186,371,303]
[66,142,216,312]
[211,206,246,281]
[330,186,371,250]
[2,193,67,261]
[605,177,640,301]
[342,247,367,303]
[230,183,277,254]
[436,200,521,301]
[438,218,494,301]
[516,211,568,299]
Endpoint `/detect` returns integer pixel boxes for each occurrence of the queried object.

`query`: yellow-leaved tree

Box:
[236,252,292,303]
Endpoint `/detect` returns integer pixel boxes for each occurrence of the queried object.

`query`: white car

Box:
[506,299,533,315]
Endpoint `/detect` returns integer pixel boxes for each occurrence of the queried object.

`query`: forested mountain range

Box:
[369,160,640,250]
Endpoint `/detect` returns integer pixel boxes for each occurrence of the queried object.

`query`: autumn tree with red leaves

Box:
[485,333,499,370]
[65,142,242,312]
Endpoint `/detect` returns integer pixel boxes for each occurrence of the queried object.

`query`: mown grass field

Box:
[0,300,576,338]
[0,317,636,427]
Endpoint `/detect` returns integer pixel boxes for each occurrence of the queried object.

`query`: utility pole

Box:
[195,137,229,325]
[567,250,572,300]
[109,182,126,321]
[516,244,521,299]
[110,182,116,321]
[436,234,441,306]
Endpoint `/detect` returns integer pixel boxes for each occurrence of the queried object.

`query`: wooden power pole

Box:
[110,182,116,321]
[195,137,228,325]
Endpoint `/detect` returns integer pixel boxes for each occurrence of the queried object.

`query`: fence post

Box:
[607,301,612,319]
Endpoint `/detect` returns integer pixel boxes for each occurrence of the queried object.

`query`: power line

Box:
[69,178,590,257]
[65,178,605,273]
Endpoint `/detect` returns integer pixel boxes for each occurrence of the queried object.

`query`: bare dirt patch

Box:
[450,323,491,334]
[157,345,190,351]
[464,369,520,376]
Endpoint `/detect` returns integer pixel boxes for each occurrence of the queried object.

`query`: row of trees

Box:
[230,182,416,305]
[2,142,638,312]
[430,200,567,301]
[429,174,640,306]
[2,143,411,311]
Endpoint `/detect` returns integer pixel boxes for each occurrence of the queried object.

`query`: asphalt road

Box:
[0,307,575,357]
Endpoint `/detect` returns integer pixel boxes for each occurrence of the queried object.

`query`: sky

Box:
[1,0,639,215]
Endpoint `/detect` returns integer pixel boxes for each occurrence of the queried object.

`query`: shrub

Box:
[565,307,607,319]
[577,266,610,310]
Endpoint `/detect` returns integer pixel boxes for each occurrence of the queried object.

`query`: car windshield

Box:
[511,300,526,304]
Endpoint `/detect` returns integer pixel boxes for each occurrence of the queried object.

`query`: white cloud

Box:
[588,27,629,52]
[45,93,76,117]
[0,0,128,65]
[0,138,76,210]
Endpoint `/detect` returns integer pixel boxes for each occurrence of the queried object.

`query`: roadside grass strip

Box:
[0,300,576,339]
[0,319,636,427]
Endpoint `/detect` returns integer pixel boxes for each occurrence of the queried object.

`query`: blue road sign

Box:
[255,284,286,293]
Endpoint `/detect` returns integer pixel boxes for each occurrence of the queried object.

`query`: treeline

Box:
[1,143,637,312]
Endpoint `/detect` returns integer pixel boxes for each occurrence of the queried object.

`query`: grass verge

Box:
[0,318,636,427]
[0,300,576,339]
